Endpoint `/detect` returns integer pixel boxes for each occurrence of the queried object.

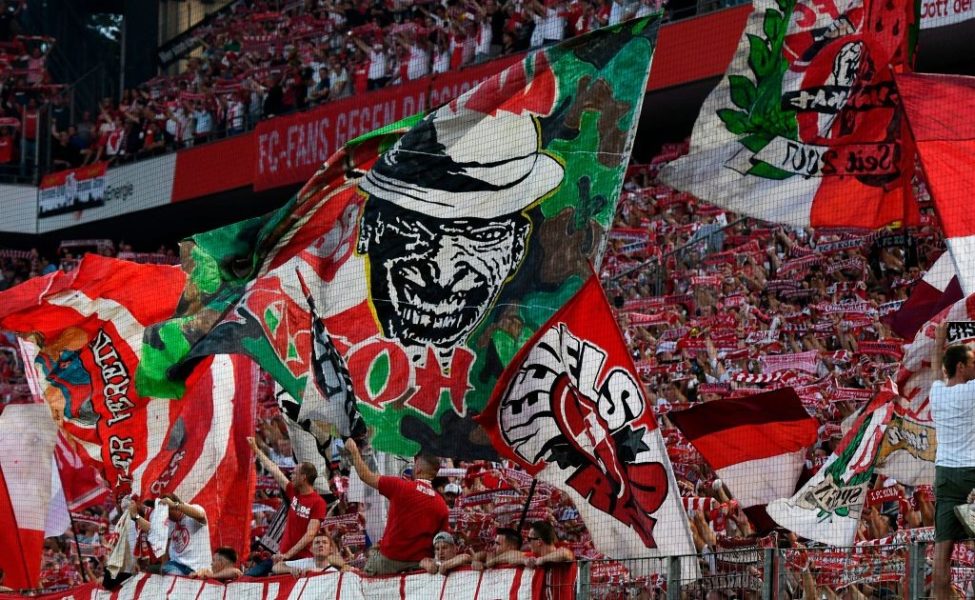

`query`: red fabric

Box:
[0,136,13,163]
[0,465,40,590]
[22,109,37,140]
[539,561,578,600]
[377,476,450,562]
[279,482,327,559]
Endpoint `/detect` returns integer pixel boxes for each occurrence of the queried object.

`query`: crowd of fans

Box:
[0,143,955,599]
[0,0,700,175]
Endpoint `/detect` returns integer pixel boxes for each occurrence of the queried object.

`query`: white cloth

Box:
[284,557,335,573]
[166,506,212,572]
[106,512,136,578]
[931,380,975,467]
[148,501,170,558]
[537,6,565,41]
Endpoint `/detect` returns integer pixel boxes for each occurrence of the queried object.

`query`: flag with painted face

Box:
[478,274,697,571]
[660,0,919,228]
[136,18,661,459]
[0,255,257,556]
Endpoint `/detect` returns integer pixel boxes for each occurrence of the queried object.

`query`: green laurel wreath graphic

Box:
[717,0,800,180]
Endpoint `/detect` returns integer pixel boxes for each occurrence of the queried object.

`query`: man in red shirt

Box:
[246,437,327,576]
[345,439,449,575]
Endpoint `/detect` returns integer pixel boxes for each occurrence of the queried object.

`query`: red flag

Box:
[53,433,109,513]
[0,255,256,555]
[884,252,962,339]
[477,274,696,572]
[898,72,975,295]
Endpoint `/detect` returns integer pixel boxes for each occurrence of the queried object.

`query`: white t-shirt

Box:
[931,379,975,467]
[367,49,387,80]
[406,46,430,81]
[537,6,565,41]
[284,558,336,573]
[167,508,212,572]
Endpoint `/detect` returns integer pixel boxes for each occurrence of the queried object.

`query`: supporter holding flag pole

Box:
[660,0,919,228]
[668,388,819,533]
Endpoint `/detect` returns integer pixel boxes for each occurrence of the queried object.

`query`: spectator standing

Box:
[246,437,326,577]
[151,494,211,577]
[344,439,449,575]
[474,527,524,570]
[930,322,975,600]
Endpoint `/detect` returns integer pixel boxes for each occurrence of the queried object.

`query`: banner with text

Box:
[253,55,522,191]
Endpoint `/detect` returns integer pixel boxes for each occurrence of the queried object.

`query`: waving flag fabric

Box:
[0,255,256,556]
[897,72,975,295]
[660,0,918,228]
[884,252,962,340]
[875,291,975,487]
[137,18,661,459]
[768,384,896,546]
[669,388,818,531]
[478,274,697,572]
[0,404,58,590]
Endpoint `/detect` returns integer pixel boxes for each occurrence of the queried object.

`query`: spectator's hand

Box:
[344,438,360,459]
[127,498,139,517]
[471,559,484,571]
[247,436,260,453]
[420,557,438,575]
[191,568,213,579]
[272,553,287,563]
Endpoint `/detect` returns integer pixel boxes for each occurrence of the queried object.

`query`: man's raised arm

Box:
[344,439,379,489]
[248,436,290,490]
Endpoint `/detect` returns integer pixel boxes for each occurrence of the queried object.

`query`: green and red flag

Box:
[136,18,661,458]
[661,0,919,228]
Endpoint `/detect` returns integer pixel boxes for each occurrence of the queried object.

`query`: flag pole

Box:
[67,509,88,583]
[516,479,538,533]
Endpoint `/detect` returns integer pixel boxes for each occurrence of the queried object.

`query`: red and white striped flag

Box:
[0,254,256,557]
[668,388,818,532]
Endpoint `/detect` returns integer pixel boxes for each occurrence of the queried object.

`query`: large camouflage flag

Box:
[137,18,661,458]
[660,0,919,228]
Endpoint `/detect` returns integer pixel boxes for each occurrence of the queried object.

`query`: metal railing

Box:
[570,539,962,599]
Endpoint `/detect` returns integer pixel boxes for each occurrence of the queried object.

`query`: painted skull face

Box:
[359,200,529,351]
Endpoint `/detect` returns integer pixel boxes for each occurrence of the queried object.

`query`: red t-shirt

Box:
[377,476,449,562]
[0,136,14,163]
[279,483,327,559]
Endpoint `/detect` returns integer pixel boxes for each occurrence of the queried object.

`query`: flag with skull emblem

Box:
[478,274,697,571]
